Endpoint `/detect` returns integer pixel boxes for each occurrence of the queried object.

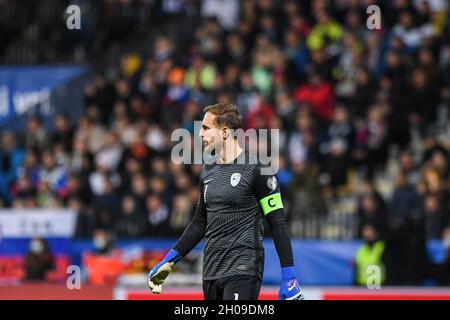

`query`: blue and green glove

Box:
[148,249,181,294]
[279,266,304,300]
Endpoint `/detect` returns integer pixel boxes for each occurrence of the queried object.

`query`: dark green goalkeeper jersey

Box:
[174,151,293,280]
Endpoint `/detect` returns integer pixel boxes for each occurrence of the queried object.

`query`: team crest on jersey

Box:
[230,173,241,187]
[266,176,278,191]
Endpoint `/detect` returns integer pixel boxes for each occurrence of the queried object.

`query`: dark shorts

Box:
[203,275,262,300]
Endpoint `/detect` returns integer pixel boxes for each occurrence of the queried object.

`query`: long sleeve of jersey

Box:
[173,182,207,257]
[253,166,294,267]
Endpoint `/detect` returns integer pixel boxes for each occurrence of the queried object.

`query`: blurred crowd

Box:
[2,0,450,284]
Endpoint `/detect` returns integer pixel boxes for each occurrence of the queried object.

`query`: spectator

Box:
[354,105,390,179]
[92,229,115,255]
[288,107,318,165]
[320,104,356,190]
[65,174,92,206]
[392,9,435,53]
[94,131,124,172]
[350,67,378,120]
[406,68,440,133]
[416,47,441,89]
[121,131,152,165]
[92,176,121,231]
[359,179,387,213]
[17,150,40,188]
[129,172,149,211]
[38,150,67,197]
[441,45,450,106]
[357,193,388,239]
[354,224,386,287]
[115,195,147,239]
[169,194,193,235]
[202,0,240,31]
[70,137,93,174]
[288,160,327,236]
[245,96,275,130]
[309,47,334,82]
[388,172,418,238]
[146,124,169,155]
[13,175,36,205]
[185,55,218,91]
[71,196,96,239]
[236,71,261,118]
[145,194,171,237]
[306,9,343,52]
[74,116,106,154]
[385,182,428,285]
[25,115,50,153]
[421,129,448,164]
[84,73,116,125]
[422,194,446,240]
[293,71,334,124]
[36,180,61,208]
[274,90,297,131]
[399,149,421,185]
[429,149,449,181]
[0,132,25,206]
[24,237,55,281]
[149,175,171,206]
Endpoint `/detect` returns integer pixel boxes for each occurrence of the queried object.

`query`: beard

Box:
[202,139,215,156]
[202,138,223,156]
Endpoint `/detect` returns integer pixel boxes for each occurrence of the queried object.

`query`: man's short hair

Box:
[203,103,243,130]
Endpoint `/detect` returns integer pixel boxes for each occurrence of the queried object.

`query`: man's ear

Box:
[222,127,229,140]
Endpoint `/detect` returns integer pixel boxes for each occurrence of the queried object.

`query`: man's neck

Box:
[219,139,243,164]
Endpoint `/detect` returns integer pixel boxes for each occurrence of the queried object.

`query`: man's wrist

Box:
[164,248,181,264]
[281,266,297,281]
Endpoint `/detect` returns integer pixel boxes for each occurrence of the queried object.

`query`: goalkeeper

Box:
[148,103,303,300]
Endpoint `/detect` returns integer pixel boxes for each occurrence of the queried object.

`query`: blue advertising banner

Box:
[0,65,87,129]
[264,240,361,285]
[69,239,449,286]
[0,207,447,286]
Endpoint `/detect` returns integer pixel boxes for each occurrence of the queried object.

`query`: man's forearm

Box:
[172,218,206,257]
[173,183,207,258]
[148,196,206,294]
[268,211,303,300]
[266,210,294,267]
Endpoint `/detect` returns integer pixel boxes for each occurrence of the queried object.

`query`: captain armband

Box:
[259,193,284,216]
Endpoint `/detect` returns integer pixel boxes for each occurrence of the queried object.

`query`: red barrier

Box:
[115,287,450,300]
[0,256,71,283]
[118,289,279,300]
[0,283,114,300]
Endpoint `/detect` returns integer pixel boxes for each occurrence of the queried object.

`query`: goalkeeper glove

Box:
[279,266,304,300]
[148,249,181,294]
